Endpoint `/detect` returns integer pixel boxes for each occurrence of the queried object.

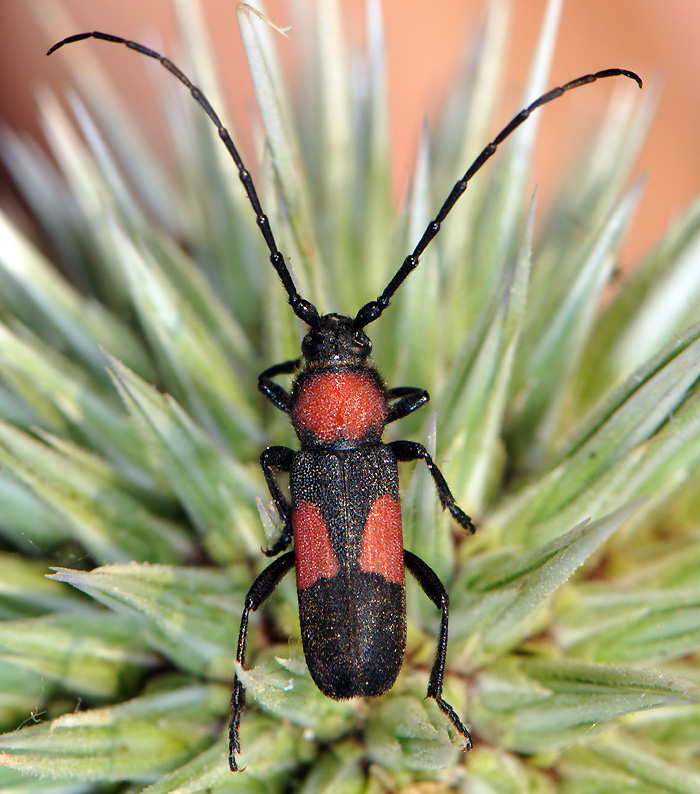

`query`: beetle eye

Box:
[353,330,371,354]
[301,330,320,357]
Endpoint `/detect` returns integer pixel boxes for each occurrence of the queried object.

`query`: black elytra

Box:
[47,30,642,771]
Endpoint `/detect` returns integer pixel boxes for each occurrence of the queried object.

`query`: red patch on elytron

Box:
[294,500,340,588]
[358,493,404,585]
[293,371,386,443]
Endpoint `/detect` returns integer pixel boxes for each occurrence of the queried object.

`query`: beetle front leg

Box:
[260,446,295,556]
[389,440,475,533]
[258,358,302,413]
[386,386,429,423]
[230,551,296,771]
[404,550,472,750]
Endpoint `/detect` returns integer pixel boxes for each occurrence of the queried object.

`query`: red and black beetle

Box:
[47,28,642,772]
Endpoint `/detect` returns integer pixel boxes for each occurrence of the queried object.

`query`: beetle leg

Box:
[386,386,429,423]
[260,446,295,556]
[389,440,475,533]
[258,358,302,413]
[230,550,296,771]
[404,550,472,749]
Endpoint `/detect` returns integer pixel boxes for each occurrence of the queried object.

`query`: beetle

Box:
[47,28,642,771]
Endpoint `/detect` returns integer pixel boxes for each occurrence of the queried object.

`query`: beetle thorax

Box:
[291,367,388,448]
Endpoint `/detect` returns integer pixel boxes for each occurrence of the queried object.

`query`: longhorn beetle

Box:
[48,27,642,771]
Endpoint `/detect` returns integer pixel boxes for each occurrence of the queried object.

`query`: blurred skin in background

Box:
[1,0,699,272]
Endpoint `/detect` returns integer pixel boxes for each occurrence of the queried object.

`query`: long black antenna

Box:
[48,34,641,332]
[47,32,320,328]
[352,68,642,330]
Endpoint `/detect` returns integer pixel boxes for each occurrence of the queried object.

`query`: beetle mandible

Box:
[47,25,642,772]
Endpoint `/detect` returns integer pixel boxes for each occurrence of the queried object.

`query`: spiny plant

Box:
[0,0,700,792]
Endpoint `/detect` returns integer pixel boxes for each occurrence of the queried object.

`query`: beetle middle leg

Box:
[260,445,295,556]
[389,440,475,533]
[404,550,472,749]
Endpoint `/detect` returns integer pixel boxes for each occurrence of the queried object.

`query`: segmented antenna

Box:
[47,32,320,327]
[48,34,641,331]
[352,68,642,330]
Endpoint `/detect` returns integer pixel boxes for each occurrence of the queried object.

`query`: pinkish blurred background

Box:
[1,0,699,272]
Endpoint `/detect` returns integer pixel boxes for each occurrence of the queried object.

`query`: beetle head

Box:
[301,313,372,368]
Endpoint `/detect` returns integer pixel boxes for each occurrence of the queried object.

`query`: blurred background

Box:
[1,0,698,272]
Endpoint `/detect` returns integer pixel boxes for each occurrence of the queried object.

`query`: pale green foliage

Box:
[0,0,699,791]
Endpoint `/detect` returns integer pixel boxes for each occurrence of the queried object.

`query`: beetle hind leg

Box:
[404,549,472,750]
[230,551,296,771]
